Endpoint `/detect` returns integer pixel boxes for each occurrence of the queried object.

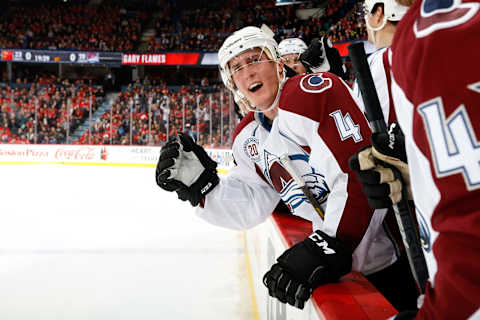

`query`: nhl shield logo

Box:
[243,137,261,162]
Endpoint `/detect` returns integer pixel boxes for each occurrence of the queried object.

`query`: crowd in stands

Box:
[145,0,237,52]
[0,79,103,144]
[1,63,236,147]
[144,0,367,52]
[76,79,236,148]
[328,2,367,42]
[0,0,369,147]
[1,0,366,53]
[0,0,147,52]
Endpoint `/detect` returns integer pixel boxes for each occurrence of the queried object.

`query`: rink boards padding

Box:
[245,211,397,320]
[0,144,232,174]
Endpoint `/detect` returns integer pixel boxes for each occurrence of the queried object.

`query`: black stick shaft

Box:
[348,42,428,294]
[348,43,387,134]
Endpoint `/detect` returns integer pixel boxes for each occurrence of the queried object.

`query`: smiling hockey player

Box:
[156,25,416,310]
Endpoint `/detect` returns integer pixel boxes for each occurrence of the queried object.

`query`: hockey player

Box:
[278,36,348,81]
[352,0,409,124]
[156,26,413,310]
[347,1,421,310]
[279,37,349,79]
[349,0,410,205]
[278,38,309,74]
[350,0,480,318]
[233,37,307,118]
[233,36,346,118]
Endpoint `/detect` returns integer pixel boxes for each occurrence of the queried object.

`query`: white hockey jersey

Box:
[197,72,400,275]
[353,47,397,125]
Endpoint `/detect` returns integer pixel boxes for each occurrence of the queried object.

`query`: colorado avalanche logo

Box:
[283,172,329,213]
[416,208,432,253]
[243,137,261,162]
[263,149,329,215]
[300,74,332,93]
[415,0,479,38]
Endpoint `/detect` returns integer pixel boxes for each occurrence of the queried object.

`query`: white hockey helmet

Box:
[219,26,280,90]
[218,25,285,114]
[278,38,308,57]
[364,0,409,22]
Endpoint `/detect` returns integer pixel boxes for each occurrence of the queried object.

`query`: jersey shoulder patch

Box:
[299,73,333,94]
[280,72,355,124]
[414,0,479,37]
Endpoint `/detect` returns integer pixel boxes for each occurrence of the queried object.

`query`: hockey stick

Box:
[279,154,325,220]
[348,42,428,294]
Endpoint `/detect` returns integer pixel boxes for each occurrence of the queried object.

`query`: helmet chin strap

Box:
[236,62,286,116]
[366,14,387,48]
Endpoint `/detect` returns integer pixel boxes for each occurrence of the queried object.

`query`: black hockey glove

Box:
[155,133,219,206]
[300,37,348,80]
[263,230,352,309]
[300,37,326,74]
[348,122,412,209]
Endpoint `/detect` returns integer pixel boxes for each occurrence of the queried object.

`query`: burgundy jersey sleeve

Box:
[381,48,397,125]
[278,73,376,251]
[391,1,480,318]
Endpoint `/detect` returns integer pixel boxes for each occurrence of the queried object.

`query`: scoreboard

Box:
[1,49,122,65]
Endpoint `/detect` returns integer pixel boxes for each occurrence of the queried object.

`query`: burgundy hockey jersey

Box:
[391,0,480,318]
[196,71,401,274]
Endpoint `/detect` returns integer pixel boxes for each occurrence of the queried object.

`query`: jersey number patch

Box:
[329,110,363,143]
[418,97,480,190]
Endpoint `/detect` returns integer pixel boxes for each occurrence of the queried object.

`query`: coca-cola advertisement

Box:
[55,147,96,161]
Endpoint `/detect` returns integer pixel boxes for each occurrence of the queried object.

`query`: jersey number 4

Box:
[329,110,363,143]
[418,96,480,191]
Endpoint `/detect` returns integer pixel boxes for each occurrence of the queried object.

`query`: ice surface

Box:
[0,164,253,320]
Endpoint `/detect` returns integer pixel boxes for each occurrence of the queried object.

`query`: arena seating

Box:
[0,79,103,144]
[75,81,236,148]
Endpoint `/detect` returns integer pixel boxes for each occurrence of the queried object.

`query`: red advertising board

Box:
[122,53,200,65]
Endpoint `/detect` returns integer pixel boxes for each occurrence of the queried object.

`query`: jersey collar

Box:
[255,112,272,132]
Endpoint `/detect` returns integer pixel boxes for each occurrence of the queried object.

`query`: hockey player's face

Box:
[281,53,307,74]
[229,48,280,114]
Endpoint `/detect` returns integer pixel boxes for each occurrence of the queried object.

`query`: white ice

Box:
[0,164,254,320]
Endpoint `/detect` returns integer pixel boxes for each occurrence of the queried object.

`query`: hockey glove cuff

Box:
[263,230,352,309]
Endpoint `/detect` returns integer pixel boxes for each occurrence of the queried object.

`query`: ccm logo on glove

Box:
[309,233,336,254]
[201,182,213,195]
